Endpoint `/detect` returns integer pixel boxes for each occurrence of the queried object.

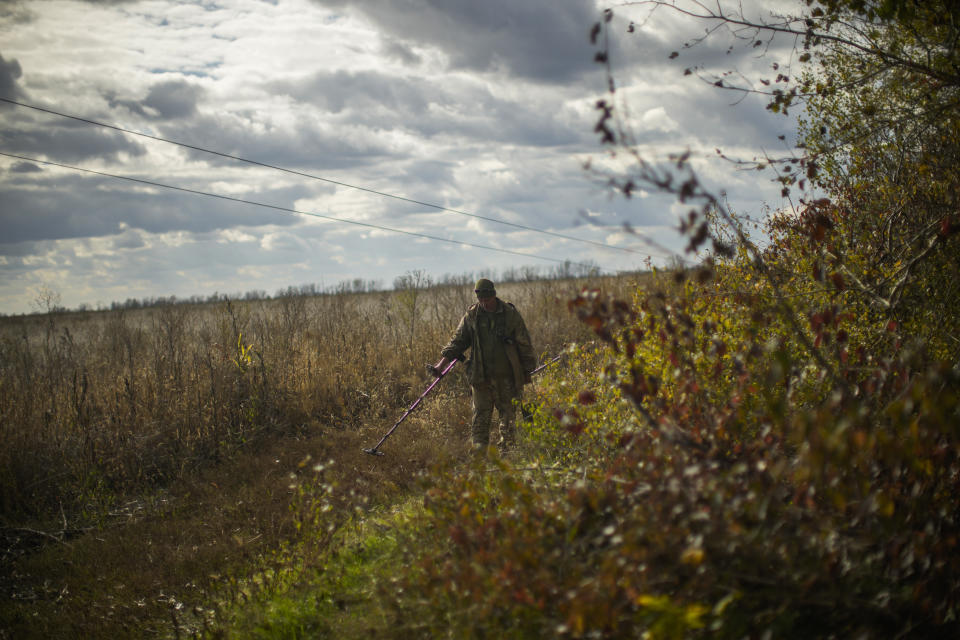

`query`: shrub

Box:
[387,259,960,638]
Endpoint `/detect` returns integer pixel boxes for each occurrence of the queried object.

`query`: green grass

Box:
[211,497,428,639]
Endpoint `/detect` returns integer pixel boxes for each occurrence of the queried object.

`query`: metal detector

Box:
[362,357,460,456]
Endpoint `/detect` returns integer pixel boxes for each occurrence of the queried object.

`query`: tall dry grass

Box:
[0,275,637,526]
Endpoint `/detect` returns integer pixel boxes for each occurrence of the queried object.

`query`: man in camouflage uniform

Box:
[429,278,537,451]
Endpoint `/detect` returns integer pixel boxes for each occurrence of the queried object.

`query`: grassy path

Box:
[211,496,424,638]
[1,412,470,639]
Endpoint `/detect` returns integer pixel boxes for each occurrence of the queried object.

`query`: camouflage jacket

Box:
[441,299,537,390]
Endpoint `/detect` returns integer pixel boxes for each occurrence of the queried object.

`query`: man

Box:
[429,278,537,452]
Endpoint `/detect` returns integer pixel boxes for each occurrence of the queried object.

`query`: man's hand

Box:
[427,356,454,377]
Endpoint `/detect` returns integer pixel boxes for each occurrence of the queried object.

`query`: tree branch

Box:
[622,0,960,87]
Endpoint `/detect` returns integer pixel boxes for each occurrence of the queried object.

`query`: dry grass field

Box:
[0,272,644,638]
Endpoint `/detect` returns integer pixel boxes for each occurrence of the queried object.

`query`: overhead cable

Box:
[0,96,654,257]
[0,150,616,273]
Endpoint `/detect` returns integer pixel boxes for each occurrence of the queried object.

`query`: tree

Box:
[393,269,432,352]
[592,0,960,358]
[31,285,62,315]
[794,0,960,358]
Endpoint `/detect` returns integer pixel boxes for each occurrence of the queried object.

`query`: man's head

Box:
[474,278,497,311]
[474,278,496,298]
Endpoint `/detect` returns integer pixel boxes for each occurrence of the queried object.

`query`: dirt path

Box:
[1,417,469,639]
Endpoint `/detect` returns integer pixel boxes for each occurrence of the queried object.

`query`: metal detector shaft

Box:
[363,358,460,456]
[530,353,563,376]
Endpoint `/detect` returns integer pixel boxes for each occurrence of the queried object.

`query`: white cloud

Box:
[0,0,806,313]
[639,106,679,133]
[218,228,257,243]
[260,231,309,252]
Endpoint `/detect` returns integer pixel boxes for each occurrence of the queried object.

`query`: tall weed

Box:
[0,276,627,526]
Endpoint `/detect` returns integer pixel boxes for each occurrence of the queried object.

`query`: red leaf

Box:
[829,272,845,291]
[578,389,597,405]
[566,421,586,436]
[940,215,958,236]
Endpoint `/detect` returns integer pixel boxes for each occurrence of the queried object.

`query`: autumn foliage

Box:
[375,1,960,637]
[381,254,958,637]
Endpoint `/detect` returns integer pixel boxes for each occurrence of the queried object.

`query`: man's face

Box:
[477,294,497,312]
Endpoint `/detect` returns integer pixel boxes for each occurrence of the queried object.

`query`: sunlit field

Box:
[0,272,643,638]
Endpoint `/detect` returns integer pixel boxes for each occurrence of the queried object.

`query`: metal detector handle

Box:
[363,357,460,456]
[410,357,459,409]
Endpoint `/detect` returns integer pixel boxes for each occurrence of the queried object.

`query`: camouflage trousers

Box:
[470,376,518,449]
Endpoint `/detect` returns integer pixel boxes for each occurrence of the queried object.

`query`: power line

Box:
[0,96,654,257]
[0,151,617,272]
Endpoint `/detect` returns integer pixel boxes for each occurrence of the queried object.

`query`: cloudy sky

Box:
[0,0,802,314]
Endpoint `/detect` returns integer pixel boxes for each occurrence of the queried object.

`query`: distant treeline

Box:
[12,259,610,317]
